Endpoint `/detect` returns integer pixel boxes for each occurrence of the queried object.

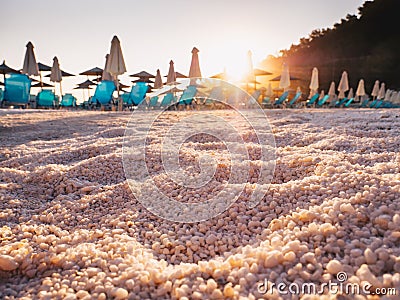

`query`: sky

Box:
[1,0,365,101]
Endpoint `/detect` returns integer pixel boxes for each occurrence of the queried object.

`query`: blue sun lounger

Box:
[148,96,159,108]
[317,94,330,107]
[2,74,31,107]
[90,80,116,106]
[127,82,148,106]
[160,93,176,108]
[273,91,289,107]
[37,90,58,108]
[359,98,370,108]
[306,93,319,107]
[178,85,197,106]
[287,92,302,108]
[344,97,355,107]
[60,93,76,107]
[204,86,224,106]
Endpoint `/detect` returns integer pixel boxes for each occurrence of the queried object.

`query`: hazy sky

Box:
[1,0,364,99]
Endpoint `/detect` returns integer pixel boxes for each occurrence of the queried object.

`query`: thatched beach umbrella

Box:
[50,56,63,96]
[75,79,97,99]
[32,82,54,88]
[337,71,349,99]
[371,80,380,99]
[105,35,127,111]
[80,67,103,77]
[0,60,19,82]
[130,70,155,78]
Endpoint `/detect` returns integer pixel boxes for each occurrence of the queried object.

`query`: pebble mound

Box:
[0,109,399,299]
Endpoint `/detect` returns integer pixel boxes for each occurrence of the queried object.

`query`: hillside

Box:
[261,0,400,93]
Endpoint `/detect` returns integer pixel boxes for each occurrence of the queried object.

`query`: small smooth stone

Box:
[326,260,342,274]
[0,255,19,271]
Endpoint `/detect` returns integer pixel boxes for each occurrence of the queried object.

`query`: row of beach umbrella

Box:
[3,38,399,106]
[308,67,398,102]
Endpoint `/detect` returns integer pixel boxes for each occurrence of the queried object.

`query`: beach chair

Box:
[287,92,302,108]
[148,96,159,108]
[368,99,378,108]
[60,93,76,107]
[316,95,330,107]
[36,90,58,108]
[120,92,130,105]
[203,86,224,107]
[1,74,31,108]
[127,82,148,106]
[160,93,176,109]
[261,97,271,108]
[343,98,355,108]
[273,91,289,108]
[90,80,116,107]
[335,97,348,107]
[251,90,262,103]
[305,93,319,108]
[374,100,384,108]
[359,98,370,108]
[178,85,197,106]
[328,98,340,108]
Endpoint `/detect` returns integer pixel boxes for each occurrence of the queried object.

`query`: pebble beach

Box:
[0,108,399,299]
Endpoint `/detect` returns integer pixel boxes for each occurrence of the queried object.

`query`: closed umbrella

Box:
[328,82,335,96]
[189,47,202,79]
[154,69,163,89]
[319,90,325,100]
[371,80,380,99]
[355,79,366,101]
[389,91,398,103]
[105,35,127,111]
[347,88,354,99]
[309,67,319,97]
[384,90,392,101]
[337,71,349,99]
[22,41,39,76]
[50,56,63,96]
[102,54,113,81]
[279,63,290,91]
[396,92,400,104]
[166,60,176,84]
[265,83,273,97]
[246,50,256,90]
[377,83,385,99]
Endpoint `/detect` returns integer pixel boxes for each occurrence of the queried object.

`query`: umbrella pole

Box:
[40,72,43,91]
[117,77,122,111]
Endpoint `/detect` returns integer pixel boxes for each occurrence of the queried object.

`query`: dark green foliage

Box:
[268,0,400,91]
